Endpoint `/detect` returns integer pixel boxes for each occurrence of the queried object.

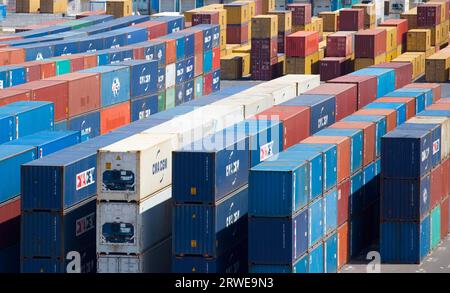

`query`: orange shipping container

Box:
[0,48,25,66]
[100,101,131,134]
[375,97,416,120]
[338,222,349,270]
[83,54,98,69]
[354,108,397,132]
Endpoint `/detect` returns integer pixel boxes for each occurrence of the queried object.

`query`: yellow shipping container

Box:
[426,52,450,82]
[312,17,324,41]
[397,45,403,56]
[40,0,67,13]
[407,29,431,52]
[428,2,447,23]
[441,20,449,45]
[220,28,227,51]
[106,0,132,18]
[355,53,386,70]
[319,48,325,60]
[226,44,240,55]
[401,7,418,30]
[239,0,256,17]
[319,11,339,32]
[380,27,397,53]
[16,0,40,12]
[426,46,436,58]
[221,53,251,79]
[268,10,292,32]
[278,54,286,75]
[251,15,278,39]
[224,2,250,25]
[293,23,313,32]
[233,44,252,54]
[286,52,320,74]
[403,52,426,78]
[386,48,398,62]
[420,25,442,46]
[262,0,275,14]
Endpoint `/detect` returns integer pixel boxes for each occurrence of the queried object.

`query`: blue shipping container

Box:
[324,232,338,273]
[157,68,166,92]
[185,57,195,81]
[175,83,185,106]
[280,94,336,135]
[212,69,220,92]
[172,131,250,204]
[384,90,427,114]
[203,49,213,73]
[393,88,433,107]
[113,59,158,98]
[173,186,248,257]
[324,188,338,235]
[308,242,324,273]
[67,111,101,142]
[0,114,15,144]
[176,60,186,84]
[184,80,194,103]
[249,254,308,273]
[249,160,310,217]
[77,36,104,53]
[309,197,324,247]
[80,65,130,108]
[365,102,406,126]
[130,94,159,122]
[22,43,54,61]
[381,129,432,178]
[0,145,36,203]
[52,39,79,56]
[351,68,395,97]
[248,207,308,264]
[350,170,364,216]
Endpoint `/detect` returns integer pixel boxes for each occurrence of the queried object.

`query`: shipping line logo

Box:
[152,149,168,183]
[112,77,121,96]
[76,213,95,236]
[76,167,95,191]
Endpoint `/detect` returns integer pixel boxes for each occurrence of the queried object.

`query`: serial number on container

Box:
[218,278,274,288]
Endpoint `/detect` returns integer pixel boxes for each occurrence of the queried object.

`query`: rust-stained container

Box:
[431,164,444,209]
[330,121,376,167]
[305,83,358,121]
[337,179,350,227]
[339,9,364,31]
[46,73,101,119]
[319,57,351,81]
[328,75,377,109]
[371,62,413,88]
[14,80,68,122]
[100,101,131,134]
[0,48,25,66]
[54,55,85,72]
[404,83,442,102]
[337,222,349,270]
[354,108,397,132]
[254,106,311,149]
[302,135,351,183]
[0,89,31,107]
[441,196,449,236]
[355,29,386,59]
[379,19,409,47]
[22,61,41,82]
[83,54,98,69]
[375,97,416,120]
[286,31,319,57]
[326,31,354,57]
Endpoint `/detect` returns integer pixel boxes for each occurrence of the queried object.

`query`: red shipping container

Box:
[22,61,42,82]
[254,106,311,149]
[417,4,441,26]
[355,29,386,58]
[330,121,376,167]
[156,38,176,64]
[437,99,450,104]
[0,35,23,42]
[339,9,364,31]
[337,179,350,227]
[185,28,204,53]
[100,101,130,134]
[287,3,312,25]
[203,72,213,96]
[0,89,31,107]
[131,46,144,59]
[328,75,377,109]
[379,19,409,46]
[46,73,101,119]
[337,222,349,269]
[0,197,21,249]
[212,47,220,71]
[251,37,278,61]
[83,54,98,69]
[375,97,416,120]
[14,80,68,122]
[441,196,449,236]
[431,164,444,209]
[286,31,319,57]
[302,136,351,183]
[371,62,413,88]
[442,158,450,197]
[319,57,351,81]
[227,23,249,44]
[404,83,442,102]
[305,83,358,121]
[135,21,168,39]
[354,109,397,132]
[0,44,9,48]
[428,103,450,110]
[192,11,220,25]
[0,47,25,66]
[37,60,56,79]
[55,55,85,72]
[194,52,203,77]
[326,31,354,57]
[254,0,263,15]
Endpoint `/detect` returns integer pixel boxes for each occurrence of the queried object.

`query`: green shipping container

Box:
[158,91,165,112]
[194,76,203,99]
[48,58,71,75]
[166,87,175,109]
[431,206,441,249]
[64,20,92,29]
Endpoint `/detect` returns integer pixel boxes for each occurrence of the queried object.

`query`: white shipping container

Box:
[97,187,172,254]
[200,104,245,131]
[408,116,450,161]
[213,95,273,119]
[268,74,321,95]
[97,133,177,202]
[244,83,297,105]
[166,63,176,89]
[97,237,172,273]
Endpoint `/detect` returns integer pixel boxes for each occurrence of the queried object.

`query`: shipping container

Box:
[337,179,350,226]
[337,222,348,269]
[364,102,406,126]
[328,75,377,109]
[390,88,434,106]
[355,29,387,59]
[324,232,338,273]
[249,253,308,273]
[324,188,338,236]
[249,207,308,265]
[67,111,101,142]
[174,186,247,257]
[430,164,444,209]
[371,62,413,88]
[0,89,31,107]
[100,101,130,134]
[308,241,324,273]
[381,129,432,179]
[339,9,364,31]
[286,31,319,58]
[404,83,441,102]
[383,91,427,115]
[353,108,397,132]
[130,94,159,122]
[409,116,450,161]
[97,186,171,255]
[350,68,395,98]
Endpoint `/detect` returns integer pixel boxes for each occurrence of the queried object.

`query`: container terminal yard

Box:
[0,0,450,275]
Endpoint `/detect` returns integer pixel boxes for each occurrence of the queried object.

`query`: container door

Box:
[180,0,195,12]
[159,0,176,12]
